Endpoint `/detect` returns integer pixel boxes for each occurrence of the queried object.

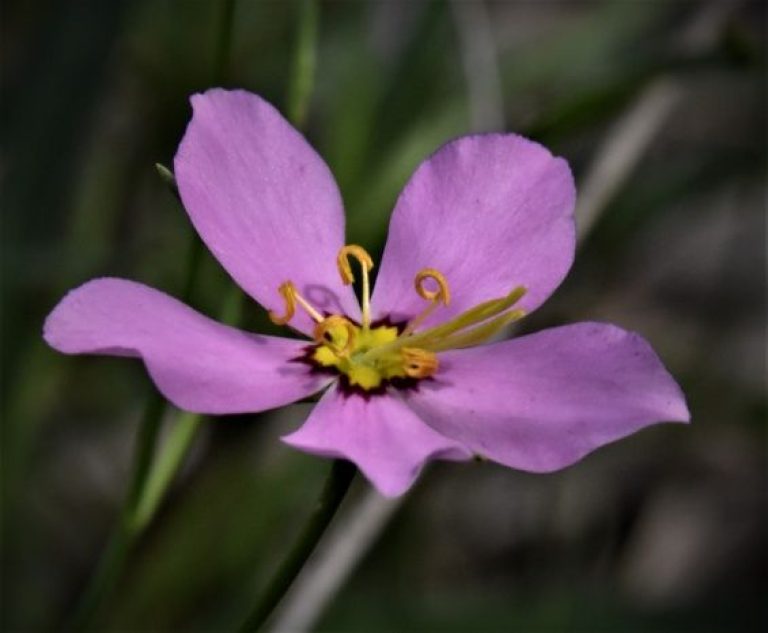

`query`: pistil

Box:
[360,285,527,363]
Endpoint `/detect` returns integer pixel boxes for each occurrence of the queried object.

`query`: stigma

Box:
[271,245,527,394]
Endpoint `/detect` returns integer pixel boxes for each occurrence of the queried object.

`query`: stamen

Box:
[401,347,439,378]
[337,245,374,328]
[403,268,451,335]
[268,281,324,326]
[313,315,357,356]
[361,285,527,363]
[414,268,451,304]
[268,282,296,325]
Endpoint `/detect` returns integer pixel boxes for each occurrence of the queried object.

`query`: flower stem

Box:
[64,2,239,626]
[236,4,328,628]
[237,459,357,632]
[130,410,202,532]
[287,0,318,129]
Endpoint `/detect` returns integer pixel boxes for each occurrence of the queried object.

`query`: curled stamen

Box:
[401,347,439,378]
[403,268,451,335]
[414,268,450,305]
[268,282,297,325]
[337,245,374,285]
[314,316,357,356]
[337,245,374,328]
[268,281,324,326]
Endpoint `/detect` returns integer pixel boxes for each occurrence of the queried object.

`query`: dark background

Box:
[1,1,766,631]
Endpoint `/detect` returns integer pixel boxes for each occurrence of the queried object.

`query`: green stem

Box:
[237,460,357,632]
[237,4,325,628]
[130,411,203,532]
[64,2,240,623]
[125,390,166,511]
[287,0,318,129]
[130,285,244,531]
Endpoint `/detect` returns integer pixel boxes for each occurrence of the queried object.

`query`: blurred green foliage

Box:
[1,1,765,631]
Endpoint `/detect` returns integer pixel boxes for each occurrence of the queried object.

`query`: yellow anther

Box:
[337,245,374,328]
[268,281,324,326]
[337,245,374,285]
[313,316,357,356]
[401,347,439,379]
[414,268,450,305]
[268,282,297,325]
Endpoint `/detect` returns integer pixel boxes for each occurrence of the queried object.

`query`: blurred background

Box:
[1,0,766,631]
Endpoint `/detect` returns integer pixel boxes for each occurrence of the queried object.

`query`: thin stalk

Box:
[287,0,318,129]
[64,2,239,626]
[236,4,338,627]
[125,390,166,511]
[130,411,203,533]
[237,460,357,632]
[131,288,243,531]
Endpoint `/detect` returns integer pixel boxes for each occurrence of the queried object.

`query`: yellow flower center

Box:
[269,245,527,393]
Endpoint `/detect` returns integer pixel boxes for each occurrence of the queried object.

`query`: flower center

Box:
[269,245,527,393]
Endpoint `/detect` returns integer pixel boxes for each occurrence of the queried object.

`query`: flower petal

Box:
[371,134,575,326]
[282,387,471,497]
[404,322,689,472]
[43,278,332,414]
[174,89,360,336]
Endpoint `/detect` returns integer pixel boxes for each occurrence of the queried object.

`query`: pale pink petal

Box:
[405,322,689,472]
[44,278,332,414]
[174,89,360,336]
[371,134,575,327]
[283,387,471,497]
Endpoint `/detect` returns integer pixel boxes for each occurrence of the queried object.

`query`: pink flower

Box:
[44,89,689,497]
